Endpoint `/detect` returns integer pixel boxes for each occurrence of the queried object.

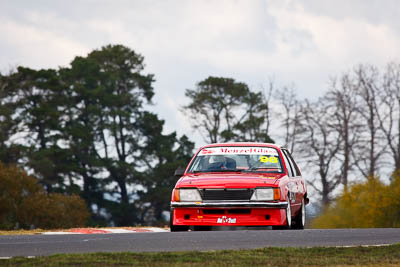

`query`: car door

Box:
[281,149,302,212]
[285,150,305,200]
[280,149,297,215]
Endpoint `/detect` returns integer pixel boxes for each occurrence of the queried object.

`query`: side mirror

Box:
[174,168,185,177]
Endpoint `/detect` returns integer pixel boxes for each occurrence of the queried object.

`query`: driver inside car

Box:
[206,155,237,171]
[206,155,226,171]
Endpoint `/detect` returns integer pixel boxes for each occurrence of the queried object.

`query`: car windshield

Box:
[187,146,283,173]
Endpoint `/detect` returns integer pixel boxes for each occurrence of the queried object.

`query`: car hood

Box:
[177,173,282,188]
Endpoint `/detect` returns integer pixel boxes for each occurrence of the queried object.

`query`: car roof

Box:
[198,142,283,150]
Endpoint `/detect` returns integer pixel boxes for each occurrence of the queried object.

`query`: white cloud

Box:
[258,1,400,96]
[0,19,89,69]
[268,1,400,67]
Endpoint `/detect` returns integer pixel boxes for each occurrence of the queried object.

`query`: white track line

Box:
[100,229,138,234]
[142,228,169,232]
[0,256,35,260]
[42,227,169,235]
[42,232,79,235]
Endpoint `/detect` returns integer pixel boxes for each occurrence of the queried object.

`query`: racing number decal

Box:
[259,156,278,163]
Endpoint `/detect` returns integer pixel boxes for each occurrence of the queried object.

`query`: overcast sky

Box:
[1,0,399,146]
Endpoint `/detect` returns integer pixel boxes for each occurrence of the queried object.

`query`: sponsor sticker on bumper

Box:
[217,216,237,224]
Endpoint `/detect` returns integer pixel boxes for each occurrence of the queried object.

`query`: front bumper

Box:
[171,201,288,226]
[171,201,288,208]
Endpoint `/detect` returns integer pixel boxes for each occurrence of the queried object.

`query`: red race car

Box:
[170,142,309,231]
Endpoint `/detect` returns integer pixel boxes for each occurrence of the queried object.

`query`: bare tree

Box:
[297,99,343,206]
[378,62,400,174]
[275,85,301,152]
[262,80,274,137]
[325,74,361,189]
[352,65,386,178]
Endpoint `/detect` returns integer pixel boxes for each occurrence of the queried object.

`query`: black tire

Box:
[169,210,189,232]
[193,226,212,231]
[292,199,305,230]
[272,225,287,230]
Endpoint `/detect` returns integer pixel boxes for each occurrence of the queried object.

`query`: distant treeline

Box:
[1,43,399,227]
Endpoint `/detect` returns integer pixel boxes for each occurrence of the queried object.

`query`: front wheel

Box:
[292,199,306,230]
[169,210,189,232]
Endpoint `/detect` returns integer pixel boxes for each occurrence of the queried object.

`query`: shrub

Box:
[312,173,400,228]
[0,163,89,229]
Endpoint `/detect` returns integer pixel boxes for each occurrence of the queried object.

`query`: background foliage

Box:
[0,163,88,229]
[312,171,400,228]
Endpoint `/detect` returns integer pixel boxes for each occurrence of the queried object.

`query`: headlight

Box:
[251,188,276,201]
[179,189,202,202]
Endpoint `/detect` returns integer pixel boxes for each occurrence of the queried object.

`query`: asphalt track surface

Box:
[1,228,400,257]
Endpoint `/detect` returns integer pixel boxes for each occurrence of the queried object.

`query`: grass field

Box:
[2,244,400,266]
[0,229,46,235]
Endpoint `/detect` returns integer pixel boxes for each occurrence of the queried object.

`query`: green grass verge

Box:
[0,229,46,235]
[2,244,400,267]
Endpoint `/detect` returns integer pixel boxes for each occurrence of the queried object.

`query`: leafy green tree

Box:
[0,73,24,164]
[59,55,110,224]
[62,45,193,226]
[231,91,274,143]
[1,67,71,191]
[183,76,273,144]
[136,113,194,224]
[58,45,155,225]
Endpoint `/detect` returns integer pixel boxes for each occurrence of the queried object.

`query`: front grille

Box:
[203,209,225,215]
[201,189,253,201]
[228,209,251,214]
[202,209,251,215]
